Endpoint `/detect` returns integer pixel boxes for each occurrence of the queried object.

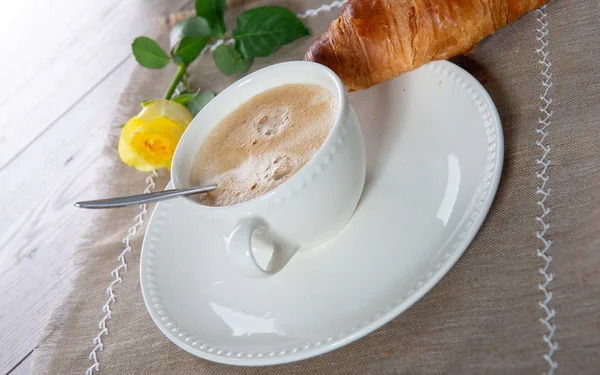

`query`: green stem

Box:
[163,64,187,100]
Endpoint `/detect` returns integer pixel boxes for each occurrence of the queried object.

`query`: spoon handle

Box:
[74,185,217,209]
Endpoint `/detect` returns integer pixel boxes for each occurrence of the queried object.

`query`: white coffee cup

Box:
[171,61,366,278]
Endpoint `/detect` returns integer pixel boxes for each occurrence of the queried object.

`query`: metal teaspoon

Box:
[73,185,217,209]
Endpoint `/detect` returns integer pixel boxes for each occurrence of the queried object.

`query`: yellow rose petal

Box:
[118,118,156,171]
[118,99,193,172]
[129,117,183,170]
[137,99,193,128]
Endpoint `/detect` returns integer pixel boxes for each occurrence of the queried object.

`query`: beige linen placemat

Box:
[32,0,600,374]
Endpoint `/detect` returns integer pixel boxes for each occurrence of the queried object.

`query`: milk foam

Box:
[190,84,338,207]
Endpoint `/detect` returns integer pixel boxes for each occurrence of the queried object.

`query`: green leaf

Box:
[132,37,170,69]
[140,99,155,107]
[196,0,226,37]
[173,36,210,65]
[171,93,196,106]
[187,91,215,117]
[232,6,309,58]
[115,123,125,128]
[170,17,212,49]
[213,44,253,75]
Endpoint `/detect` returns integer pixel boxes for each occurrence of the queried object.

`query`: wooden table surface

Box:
[0,0,195,373]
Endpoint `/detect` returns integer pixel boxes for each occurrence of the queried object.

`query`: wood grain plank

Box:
[0,0,192,370]
[0,0,192,168]
[0,58,137,373]
[6,352,31,375]
[0,1,265,372]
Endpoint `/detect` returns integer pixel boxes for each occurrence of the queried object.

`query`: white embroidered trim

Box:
[297,0,347,19]
[86,171,158,375]
[200,0,348,55]
[535,5,558,375]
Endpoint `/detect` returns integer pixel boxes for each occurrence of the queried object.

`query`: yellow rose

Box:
[118,99,193,171]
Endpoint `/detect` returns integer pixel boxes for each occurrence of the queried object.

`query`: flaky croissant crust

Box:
[306,0,548,90]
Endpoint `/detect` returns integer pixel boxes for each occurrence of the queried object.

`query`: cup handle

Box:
[226,218,298,278]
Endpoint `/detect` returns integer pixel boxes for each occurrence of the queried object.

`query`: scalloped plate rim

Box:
[140,60,504,366]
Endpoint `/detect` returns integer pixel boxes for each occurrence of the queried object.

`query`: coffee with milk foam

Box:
[190,83,338,207]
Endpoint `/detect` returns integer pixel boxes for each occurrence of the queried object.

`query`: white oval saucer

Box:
[140,61,503,366]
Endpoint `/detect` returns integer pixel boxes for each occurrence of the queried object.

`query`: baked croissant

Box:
[305,0,549,90]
